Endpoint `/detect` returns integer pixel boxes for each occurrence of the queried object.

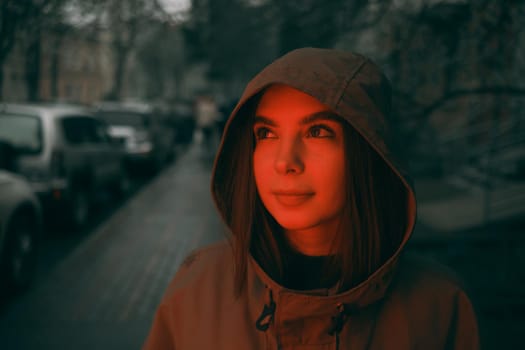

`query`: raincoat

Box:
[143,48,479,349]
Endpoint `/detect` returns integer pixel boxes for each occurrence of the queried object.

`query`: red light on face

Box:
[273,193,314,207]
[253,85,347,254]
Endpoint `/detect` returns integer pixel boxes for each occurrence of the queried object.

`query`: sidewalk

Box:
[0,144,225,349]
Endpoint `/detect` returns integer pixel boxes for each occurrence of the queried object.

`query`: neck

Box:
[284,225,338,256]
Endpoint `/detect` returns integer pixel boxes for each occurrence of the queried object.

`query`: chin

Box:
[272,213,320,232]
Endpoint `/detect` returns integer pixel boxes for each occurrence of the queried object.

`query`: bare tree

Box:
[68,0,164,100]
[371,0,525,177]
[387,1,525,125]
[21,2,46,102]
[0,1,33,99]
[185,0,277,85]
[272,0,372,54]
[135,21,186,99]
[0,0,69,101]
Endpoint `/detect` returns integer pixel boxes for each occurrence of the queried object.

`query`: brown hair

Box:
[212,94,408,297]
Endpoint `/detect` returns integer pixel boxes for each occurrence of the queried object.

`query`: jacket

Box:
[143,48,479,349]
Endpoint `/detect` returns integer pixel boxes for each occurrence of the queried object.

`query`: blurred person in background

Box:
[143,48,479,349]
[194,94,220,155]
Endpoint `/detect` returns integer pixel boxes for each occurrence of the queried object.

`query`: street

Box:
[0,142,522,349]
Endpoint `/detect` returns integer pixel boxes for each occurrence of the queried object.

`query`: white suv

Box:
[94,101,176,174]
[0,170,42,293]
[0,103,129,230]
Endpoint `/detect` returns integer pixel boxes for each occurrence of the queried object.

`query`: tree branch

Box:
[408,86,525,127]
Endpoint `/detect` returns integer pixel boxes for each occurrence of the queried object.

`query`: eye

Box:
[254,126,276,140]
[307,124,334,138]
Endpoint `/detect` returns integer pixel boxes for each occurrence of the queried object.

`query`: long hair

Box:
[213,94,408,297]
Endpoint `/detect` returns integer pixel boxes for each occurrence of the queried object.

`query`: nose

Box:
[274,137,304,174]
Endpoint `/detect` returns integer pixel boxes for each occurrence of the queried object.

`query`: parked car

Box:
[0,169,42,293]
[93,101,176,174]
[0,103,129,230]
[154,99,195,146]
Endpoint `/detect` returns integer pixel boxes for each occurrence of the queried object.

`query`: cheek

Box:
[253,150,271,190]
[320,153,346,202]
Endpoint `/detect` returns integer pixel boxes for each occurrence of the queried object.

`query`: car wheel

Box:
[69,189,90,230]
[149,156,163,176]
[2,214,38,292]
[113,169,132,198]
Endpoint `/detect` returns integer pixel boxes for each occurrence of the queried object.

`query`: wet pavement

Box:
[0,144,224,349]
[0,142,522,349]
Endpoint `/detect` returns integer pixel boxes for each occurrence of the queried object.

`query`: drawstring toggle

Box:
[328,303,350,335]
[255,289,276,332]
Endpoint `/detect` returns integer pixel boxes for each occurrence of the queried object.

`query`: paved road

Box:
[0,144,224,349]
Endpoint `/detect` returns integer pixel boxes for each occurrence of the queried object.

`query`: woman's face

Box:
[253,85,347,250]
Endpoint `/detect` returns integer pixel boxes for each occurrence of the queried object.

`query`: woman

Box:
[143,48,479,349]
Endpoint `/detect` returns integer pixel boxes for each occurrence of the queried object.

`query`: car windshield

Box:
[97,111,150,128]
[0,113,42,154]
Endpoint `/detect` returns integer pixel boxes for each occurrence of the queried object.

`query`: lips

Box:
[272,190,314,206]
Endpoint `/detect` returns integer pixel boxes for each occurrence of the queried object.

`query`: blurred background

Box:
[0,0,523,349]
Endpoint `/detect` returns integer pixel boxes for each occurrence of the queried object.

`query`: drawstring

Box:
[328,303,350,335]
[255,288,276,332]
[255,290,355,350]
[328,303,355,349]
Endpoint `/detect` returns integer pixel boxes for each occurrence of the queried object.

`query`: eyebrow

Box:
[253,111,342,127]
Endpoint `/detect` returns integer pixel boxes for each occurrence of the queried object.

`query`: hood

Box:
[211,47,417,305]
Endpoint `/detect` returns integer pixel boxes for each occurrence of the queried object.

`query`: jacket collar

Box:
[246,252,399,346]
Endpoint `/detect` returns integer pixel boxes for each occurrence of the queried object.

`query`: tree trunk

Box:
[107,44,129,101]
[50,33,63,99]
[25,30,41,102]
[0,62,4,101]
